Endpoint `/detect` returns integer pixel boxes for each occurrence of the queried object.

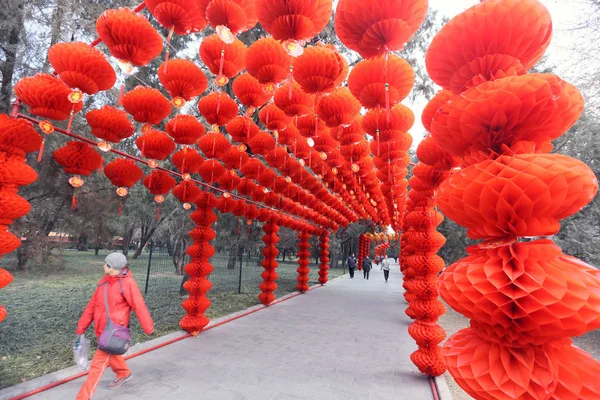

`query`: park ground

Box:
[0,250,343,389]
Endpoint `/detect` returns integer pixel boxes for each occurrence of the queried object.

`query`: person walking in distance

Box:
[380,255,391,282]
[347,253,357,278]
[75,253,154,399]
[362,255,372,280]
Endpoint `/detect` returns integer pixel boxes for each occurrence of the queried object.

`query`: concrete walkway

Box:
[27,266,433,400]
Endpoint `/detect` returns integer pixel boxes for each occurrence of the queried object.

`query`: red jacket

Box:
[76,269,154,337]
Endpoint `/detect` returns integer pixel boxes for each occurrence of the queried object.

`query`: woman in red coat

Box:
[75,252,154,399]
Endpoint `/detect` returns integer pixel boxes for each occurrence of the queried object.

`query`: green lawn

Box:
[0,250,344,389]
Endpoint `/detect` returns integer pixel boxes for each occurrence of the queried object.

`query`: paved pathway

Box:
[30,266,432,400]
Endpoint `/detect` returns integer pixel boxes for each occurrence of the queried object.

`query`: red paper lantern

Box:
[198,159,227,183]
[122,86,172,125]
[232,73,271,108]
[316,87,361,128]
[318,232,330,284]
[226,116,260,142]
[348,55,415,109]
[144,0,207,34]
[421,90,453,132]
[257,0,332,42]
[48,42,116,95]
[248,130,276,154]
[197,132,232,159]
[205,0,258,35]
[143,170,177,195]
[86,106,135,144]
[334,0,428,59]
[158,59,208,103]
[293,45,346,94]
[273,82,314,117]
[362,104,415,136]
[14,74,84,121]
[245,37,292,88]
[53,141,102,176]
[199,34,247,79]
[259,214,280,304]
[221,146,249,169]
[165,115,206,145]
[96,8,164,67]
[172,147,204,174]
[104,158,143,190]
[173,181,202,204]
[416,135,459,172]
[198,92,238,126]
[296,230,311,292]
[0,115,43,156]
[259,103,292,131]
[135,129,176,161]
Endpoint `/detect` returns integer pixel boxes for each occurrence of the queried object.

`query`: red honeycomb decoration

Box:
[199,34,247,82]
[258,103,292,132]
[135,129,176,162]
[198,92,239,126]
[144,0,207,35]
[316,87,361,128]
[273,82,314,117]
[205,0,258,35]
[14,74,84,121]
[425,1,600,398]
[259,213,280,305]
[158,59,208,107]
[292,45,346,95]
[85,106,134,144]
[0,115,41,322]
[96,8,164,67]
[172,147,204,175]
[165,115,206,145]
[296,230,310,292]
[257,0,332,44]
[334,0,428,59]
[104,157,143,214]
[173,181,202,209]
[318,232,330,284]
[232,73,271,109]
[122,86,172,126]
[48,42,117,95]
[245,37,292,90]
[180,191,216,334]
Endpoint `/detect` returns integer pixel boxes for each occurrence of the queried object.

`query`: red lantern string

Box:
[296,230,310,292]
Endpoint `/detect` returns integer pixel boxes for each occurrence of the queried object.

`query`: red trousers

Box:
[76,349,130,400]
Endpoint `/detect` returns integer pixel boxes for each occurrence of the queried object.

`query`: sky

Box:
[408,0,589,147]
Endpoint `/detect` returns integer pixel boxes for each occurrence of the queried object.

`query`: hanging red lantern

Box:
[257,0,332,45]
[217,170,241,191]
[296,114,328,139]
[296,230,311,292]
[122,86,172,125]
[197,132,232,159]
[259,214,280,305]
[205,0,258,36]
[96,8,164,67]
[293,45,346,95]
[198,92,238,126]
[135,129,176,162]
[158,59,208,107]
[199,34,247,83]
[165,115,206,145]
[426,0,552,93]
[48,42,116,95]
[273,82,314,117]
[54,141,103,176]
[421,90,453,132]
[198,159,227,183]
[144,0,207,35]
[232,73,271,109]
[104,158,143,197]
[172,147,204,174]
[316,87,361,128]
[0,115,43,156]
[143,170,177,198]
[173,181,202,209]
[14,74,84,121]
[362,104,415,136]
[226,116,260,142]
[259,103,292,132]
[248,130,276,155]
[245,37,292,90]
[85,106,135,144]
[348,55,415,109]
[334,0,428,59]
[221,146,249,170]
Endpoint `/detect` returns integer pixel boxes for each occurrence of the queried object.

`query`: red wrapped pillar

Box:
[318,232,330,285]
[296,230,310,292]
[180,191,216,335]
[259,213,280,305]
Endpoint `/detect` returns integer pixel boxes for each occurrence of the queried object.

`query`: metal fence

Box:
[141,241,323,297]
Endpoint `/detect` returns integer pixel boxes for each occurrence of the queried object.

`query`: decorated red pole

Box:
[318,232,330,285]
[259,213,280,305]
[296,230,310,292]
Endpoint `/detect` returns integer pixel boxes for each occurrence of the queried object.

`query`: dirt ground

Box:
[438,303,600,399]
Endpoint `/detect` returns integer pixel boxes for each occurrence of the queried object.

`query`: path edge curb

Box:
[433,374,453,400]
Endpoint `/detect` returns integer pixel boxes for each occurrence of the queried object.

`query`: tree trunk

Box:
[0,0,24,113]
[122,225,134,256]
[282,249,286,262]
[132,208,178,259]
[42,0,66,73]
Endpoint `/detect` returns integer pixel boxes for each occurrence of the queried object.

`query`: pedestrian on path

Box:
[380,255,391,282]
[362,256,372,280]
[75,252,154,400]
[347,254,357,278]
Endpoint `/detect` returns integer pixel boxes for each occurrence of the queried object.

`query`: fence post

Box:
[144,241,154,295]
[237,248,244,294]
